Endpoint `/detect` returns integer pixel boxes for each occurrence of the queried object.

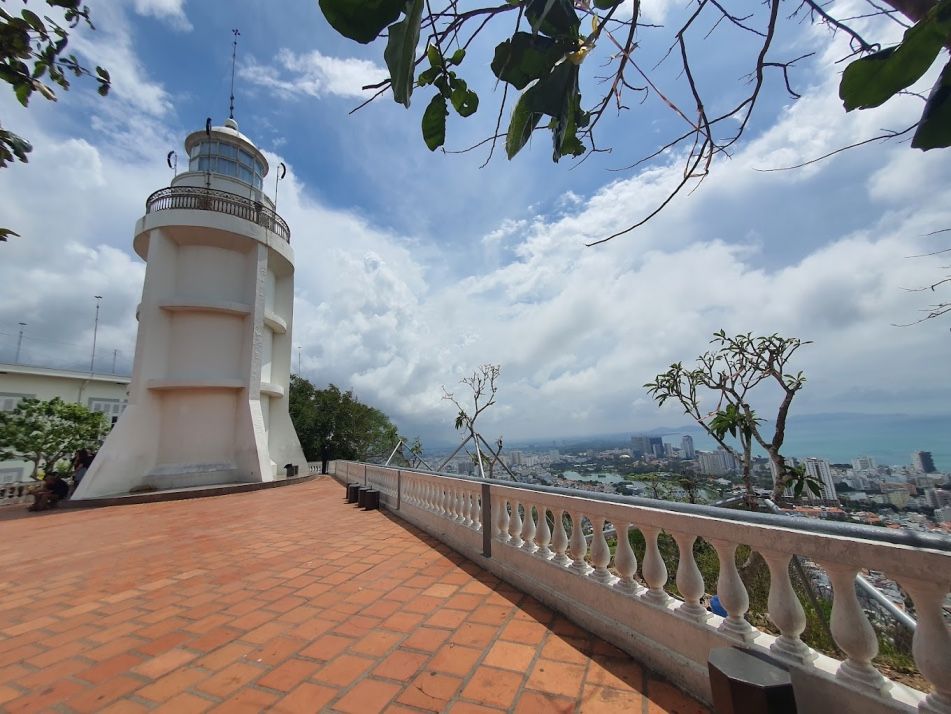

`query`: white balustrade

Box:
[613,523,641,594]
[825,563,888,692]
[710,539,754,642]
[335,461,951,711]
[589,516,614,584]
[673,532,707,621]
[762,549,814,663]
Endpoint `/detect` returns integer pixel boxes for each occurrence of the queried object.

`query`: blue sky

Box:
[1,0,949,447]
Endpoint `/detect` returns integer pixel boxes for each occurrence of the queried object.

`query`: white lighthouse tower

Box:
[73,115,306,499]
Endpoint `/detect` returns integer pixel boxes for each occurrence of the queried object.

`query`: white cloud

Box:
[131,0,192,31]
[241,49,387,101]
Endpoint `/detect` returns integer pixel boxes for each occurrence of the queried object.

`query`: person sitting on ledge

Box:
[28,473,70,512]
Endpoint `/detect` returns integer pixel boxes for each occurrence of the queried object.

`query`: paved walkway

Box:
[0,478,708,713]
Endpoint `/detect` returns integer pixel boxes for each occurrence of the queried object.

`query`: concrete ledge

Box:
[63,472,318,508]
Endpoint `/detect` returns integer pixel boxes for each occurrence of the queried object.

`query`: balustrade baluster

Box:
[762,550,813,663]
[825,564,887,692]
[460,491,471,527]
[552,509,570,566]
[472,494,482,531]
[535,506,552,558]
[451,489,462,522]
[509,500,524,547]
[568,512,592,575]
[589,517,614,584]
[673,532,707,621]
[613,523,640,594]
[898,577,951,714]
[710,539,754,642]
[520,503,537,553]
[496,496,510,542]
[640,526,669,605]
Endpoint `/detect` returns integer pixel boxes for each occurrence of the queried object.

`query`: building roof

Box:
[0,362,131,385]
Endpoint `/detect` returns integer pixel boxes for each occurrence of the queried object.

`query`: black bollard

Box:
[708,647,796,714]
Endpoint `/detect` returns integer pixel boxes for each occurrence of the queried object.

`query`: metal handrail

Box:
[145,186,291,243]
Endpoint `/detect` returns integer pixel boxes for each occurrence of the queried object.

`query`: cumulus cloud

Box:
[131,0,192,31]
[241,49,387,100]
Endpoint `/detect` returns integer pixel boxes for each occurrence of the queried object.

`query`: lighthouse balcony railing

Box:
[331,460,951,714]
[145,185,291,243]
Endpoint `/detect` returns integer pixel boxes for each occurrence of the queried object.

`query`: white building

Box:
[803,457,838,502]
[852,455,877,472]
[681,434,695,460]
[0,363,130,482]
[74,117,305,499]
[698,448,739,476]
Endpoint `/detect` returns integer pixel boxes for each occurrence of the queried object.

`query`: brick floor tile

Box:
[586,654,644,691]
[427,607,470,629]
[374,650,429,680]
[209,686,280,713]
[449,702,508,714]
[197,661,262,698]
[460,666,525,709]
[313,653,374,687]
[397,671,463,711]
[298,633,353,661]
[646,679,711,714]
[26,637,89,667]
[0,684,22,705]
[541,634,591,664]
[188,625,241,652]
[78,652,146,683]
[137,666,210,702]
[5,678,86,713]
[351,629,403,656]
[68,673,143,713]
[152,692,214,713]
[274,681,337,712]
[450,623,499,649]
[196,642,254,671]
[525,659,587,700]
[98,699,151,714]
[428,643,483,677]
[137,630,194,656]
[517,689,578,713]
[581,684,647,713]
[133,647,198,679]
[469,604,513,626]
[401,626,451,653]
[247,635,306,667]
[382,611,426,633]
[484,640,537,672]
[334,678,402,713]
[256,657,320,692]
[85,635,148,662]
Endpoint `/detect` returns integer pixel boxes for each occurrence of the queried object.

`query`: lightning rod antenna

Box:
[229,28,240,120]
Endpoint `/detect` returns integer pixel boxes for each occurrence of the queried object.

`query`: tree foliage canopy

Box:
[318,0,951,242]
[288,375,400,462]
[0,0,110,240]
[0,397,107,479]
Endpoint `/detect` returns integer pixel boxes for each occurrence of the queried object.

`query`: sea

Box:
[665,413,951,471]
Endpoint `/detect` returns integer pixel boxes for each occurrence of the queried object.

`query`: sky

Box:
[1,0,949,449]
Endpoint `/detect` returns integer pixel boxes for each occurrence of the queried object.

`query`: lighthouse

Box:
[73,116,306,498]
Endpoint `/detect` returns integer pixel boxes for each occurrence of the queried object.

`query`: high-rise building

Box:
[681,435,695,459]
[912,451,937,474]
[698,448,739,476]
[74,116,305,498]
[852,455,877,472]
[803,457,838,502]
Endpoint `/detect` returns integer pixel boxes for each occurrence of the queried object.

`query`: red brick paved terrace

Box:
[0,477,707,713]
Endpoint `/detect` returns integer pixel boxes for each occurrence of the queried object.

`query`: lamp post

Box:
[90,295,103,374]
[14,322,26,363]
[297,345,302,375]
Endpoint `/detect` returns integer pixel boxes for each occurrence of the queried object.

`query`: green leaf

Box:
[913,60,951,149]
[14,81,31,107]
[426,44,441,68]
[417,66,439,86]
[449,48,466,66]
[20,9,45,32]
[95,66,110,82]
[451,86,478,117]
[525,0,580,38]
[318,0,405,44]
[505,89,544,159]
[421,94,448,150]
[0,228,20,241]
[840,4,951,111]
[384,0,424,107]
[593,0,624,8]
[491,32,566,90]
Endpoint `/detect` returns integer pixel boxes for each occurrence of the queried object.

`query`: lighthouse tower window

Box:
[188,140,264,189]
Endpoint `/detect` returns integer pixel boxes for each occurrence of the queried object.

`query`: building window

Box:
[0,393,33,412]
[0,467,25,484]
[87,397,127,420]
